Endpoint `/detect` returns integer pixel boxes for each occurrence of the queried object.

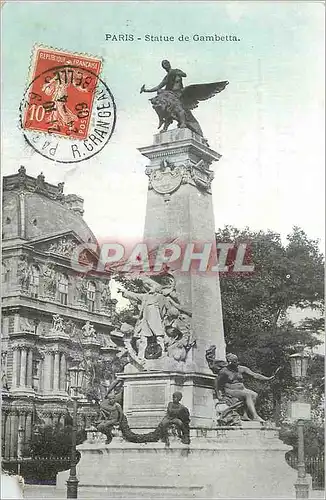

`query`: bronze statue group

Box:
[95,390,190,447]
[95,346,279,447]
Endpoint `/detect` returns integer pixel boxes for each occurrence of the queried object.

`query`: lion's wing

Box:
[181,81,229,110]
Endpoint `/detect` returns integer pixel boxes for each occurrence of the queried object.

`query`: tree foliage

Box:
[29,423,86,459]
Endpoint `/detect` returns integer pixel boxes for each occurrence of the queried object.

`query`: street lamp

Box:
[289,349,311,499]
[66,364,85,499]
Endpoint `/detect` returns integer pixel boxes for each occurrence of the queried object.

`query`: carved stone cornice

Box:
[138,129,221,167]
[8,403,34,413]
[11,342,34,351]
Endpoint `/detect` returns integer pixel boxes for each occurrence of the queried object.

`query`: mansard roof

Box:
[3,166,97,245]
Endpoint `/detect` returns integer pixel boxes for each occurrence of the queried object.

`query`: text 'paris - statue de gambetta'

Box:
[140,59,228,138]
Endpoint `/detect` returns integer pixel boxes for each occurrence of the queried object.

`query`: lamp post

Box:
[289,350,311,499]
[66,364,85,499]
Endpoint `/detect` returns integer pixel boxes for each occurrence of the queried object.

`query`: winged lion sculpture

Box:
[140,59,228,137]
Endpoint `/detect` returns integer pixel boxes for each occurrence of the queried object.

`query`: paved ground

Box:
[22,485,325,500]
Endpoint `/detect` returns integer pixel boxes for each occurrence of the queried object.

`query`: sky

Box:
[2,1,325,250]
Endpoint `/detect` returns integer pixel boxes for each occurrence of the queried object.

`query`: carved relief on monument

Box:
[190,161,215,193]
[146,158,215,195]
[146,159,183,194]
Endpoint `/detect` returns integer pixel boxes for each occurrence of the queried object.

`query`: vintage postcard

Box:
[1,1,324,499]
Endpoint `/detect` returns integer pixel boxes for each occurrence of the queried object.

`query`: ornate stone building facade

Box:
[1,167,117,458]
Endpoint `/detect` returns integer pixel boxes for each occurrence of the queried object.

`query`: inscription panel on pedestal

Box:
[193,386,214,419]
[131,384,167,409]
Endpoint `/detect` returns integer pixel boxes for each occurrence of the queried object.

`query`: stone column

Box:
[53,351,60,391]
[1,411,7,455]
[39,357,44,392]
[43,351,52,392]
[19,348,27,387]
[60,353,67,391]
[25,413,32,449]
[9,412,18,458]
[4,413,11,458]
[26,349,33,387]
[11,347,19,388]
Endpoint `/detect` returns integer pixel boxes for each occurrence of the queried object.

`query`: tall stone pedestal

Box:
[117,128,228,431]
[57,424,298,499]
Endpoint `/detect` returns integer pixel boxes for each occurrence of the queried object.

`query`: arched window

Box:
[87,281,96,312]
[58,274,69,305]
[30,265,40,298]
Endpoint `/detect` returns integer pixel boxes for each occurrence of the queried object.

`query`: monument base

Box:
[57,424,298,499]
[118,370,216,429]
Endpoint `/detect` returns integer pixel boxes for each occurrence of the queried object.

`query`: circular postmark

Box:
[19,65,116,163]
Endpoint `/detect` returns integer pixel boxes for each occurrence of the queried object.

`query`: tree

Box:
[29,423,86,459]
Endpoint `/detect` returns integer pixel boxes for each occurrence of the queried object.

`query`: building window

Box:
[30,265,40,298]
[32,359,40,391]
[58,274,69,305]
[87,282,96,312]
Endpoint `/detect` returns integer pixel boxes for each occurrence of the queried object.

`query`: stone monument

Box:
[57,60,297,498]
[118,125,228,431]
